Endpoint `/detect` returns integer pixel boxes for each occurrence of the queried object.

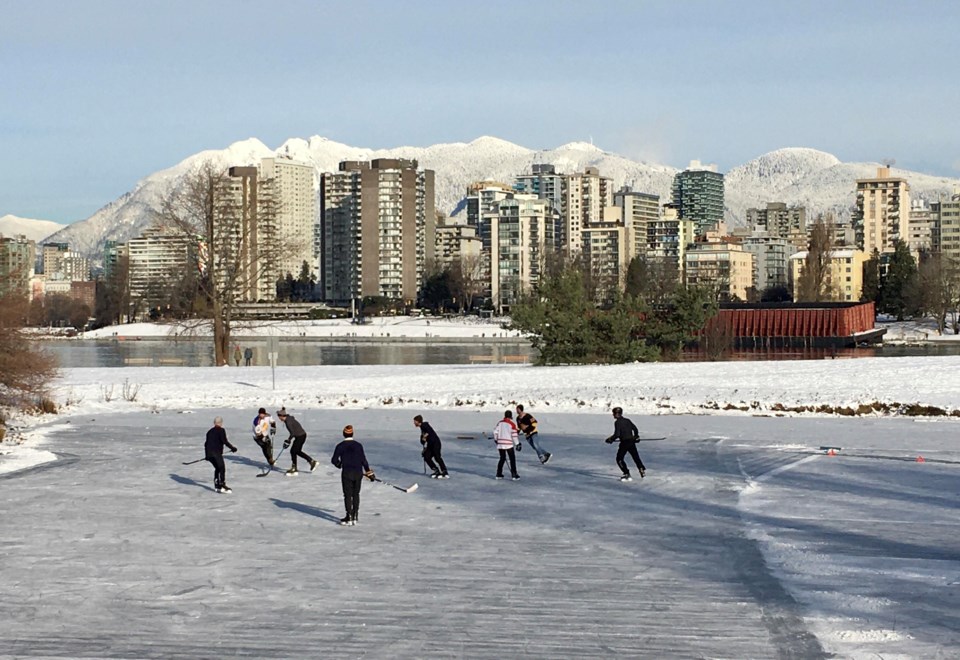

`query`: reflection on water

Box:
[42,339,536,368]
[39,339,960,368]
[683,344,960,361]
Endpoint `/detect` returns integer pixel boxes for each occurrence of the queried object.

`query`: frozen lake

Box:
[2,409,958,658]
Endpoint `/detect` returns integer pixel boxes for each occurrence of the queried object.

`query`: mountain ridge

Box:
[42,137,960,258]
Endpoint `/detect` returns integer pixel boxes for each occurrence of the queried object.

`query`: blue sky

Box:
[2,0,959,223]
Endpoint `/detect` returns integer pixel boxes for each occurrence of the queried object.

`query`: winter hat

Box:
[343,425,354,437]
[276,407,288,417]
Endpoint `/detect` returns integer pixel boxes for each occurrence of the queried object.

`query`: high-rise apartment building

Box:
[648,205,696,279]
[746,202,807,252]
[216,166,277,302]
[741,233,790,294]
[560,167,614,257]
[583,219,629,298]
[906,200,933,256]
[853,166,910,256]
[320,159,436,304]
[513,164,564,215]
[671,160,725,235]
[435,216,482,269]
[260,157,317,281]
[0,234,36,296]
[684,240,754,301]
[126,225,198,305]
[41,242,69,276]
[614,187,659,262]
[931,194,960,263]
[488,195,557,311]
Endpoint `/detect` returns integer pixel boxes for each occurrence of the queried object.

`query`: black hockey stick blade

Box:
[182,458,206,465]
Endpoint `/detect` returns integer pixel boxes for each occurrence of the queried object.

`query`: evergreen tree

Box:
[861,249,881,303]
[878,240,917,320]
[645,285,719,360]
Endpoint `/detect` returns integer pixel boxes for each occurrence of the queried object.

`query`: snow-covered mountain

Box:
[0,215,65,243]
[44,137,960,259]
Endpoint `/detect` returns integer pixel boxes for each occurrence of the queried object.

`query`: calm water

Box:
[40,338,960,368]
[42,339,535,368]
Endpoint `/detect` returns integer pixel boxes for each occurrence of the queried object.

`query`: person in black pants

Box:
[605,406,647,482]
[331,425,375,525]
[205,416,237,493]
[276,407,318,476]
[414,414,448,478]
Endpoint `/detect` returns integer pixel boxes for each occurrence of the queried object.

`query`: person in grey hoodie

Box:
[276,407,318,476]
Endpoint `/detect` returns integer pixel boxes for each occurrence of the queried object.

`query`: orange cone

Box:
[827,448,837,456]
[916,455,926,463]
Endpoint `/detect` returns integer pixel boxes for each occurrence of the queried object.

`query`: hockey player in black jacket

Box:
[331,425,375,525]
[205,416,238,493]
[276,407,318,476]
[414,415,449,478]
[605,407,647,482]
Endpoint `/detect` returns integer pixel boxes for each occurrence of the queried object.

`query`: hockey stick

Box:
[255,445,287,477]
[182,457,206,465]
[603,437,666,443]
[373,478,419,493]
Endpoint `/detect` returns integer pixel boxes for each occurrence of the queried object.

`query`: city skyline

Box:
[3,0,960,224]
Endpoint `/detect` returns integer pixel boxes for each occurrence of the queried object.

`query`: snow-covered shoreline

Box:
[46,354,960,418]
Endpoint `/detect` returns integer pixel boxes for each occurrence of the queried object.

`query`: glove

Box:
[515,442,522,452]
[230,446,238,453]
[605,437,615,444]
[364,470,376,481]
[283,438,291,449]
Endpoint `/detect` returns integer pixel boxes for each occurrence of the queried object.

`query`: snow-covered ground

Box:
[79,316,524,340]
[3,356,959,656]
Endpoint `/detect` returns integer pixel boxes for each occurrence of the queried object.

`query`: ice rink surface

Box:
[2,409,958,658]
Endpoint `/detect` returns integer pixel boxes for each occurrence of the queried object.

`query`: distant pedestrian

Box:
[276,407,318,476]
[205,416,238,493]
[414,415,448,478]
[234,345,242,367]
[516,404,551,464]
[605,406,647,482]
[493,410,520,480]
[251,407,276,466]
[244,346,253,366]
[331,425,375,525]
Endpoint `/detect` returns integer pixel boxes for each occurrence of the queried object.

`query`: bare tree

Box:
[795,214,836,302]
[913,252,960,334]
[155,162,282,365]
[0,286,59,408]
[456,253,486,311]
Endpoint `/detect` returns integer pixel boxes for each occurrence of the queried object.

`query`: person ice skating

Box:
[605,406,647,482]
[205,416,237,493]
[251,407,276,466]
[234,345,242,366]
[331,425,375,525]
[493,410,520,480]
[276,407,318,476]
[244,346,253,366]
[414,414,448,478]
[516,404,551,464]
